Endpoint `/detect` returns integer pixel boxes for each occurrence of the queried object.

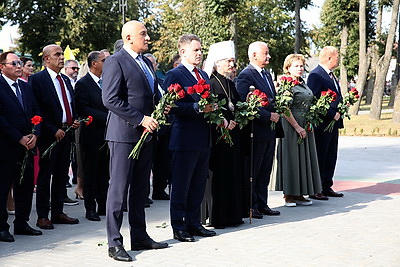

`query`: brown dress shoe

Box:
[36,218,54,229]
[51,213,79,224]
[322,189,344,197]
[309,193,329,200]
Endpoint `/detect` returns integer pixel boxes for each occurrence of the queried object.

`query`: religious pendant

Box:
[228,99,235,111]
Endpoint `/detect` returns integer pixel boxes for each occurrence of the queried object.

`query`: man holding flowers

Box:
[307,46,344,199]
[0,52,42,242]
[102,21,168,262]
[163,34,217,242]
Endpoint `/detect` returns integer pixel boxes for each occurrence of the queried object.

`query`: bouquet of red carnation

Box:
[19,115,42,184]
[129,83,185,159]
[304,89,337,134]
[324,87,360,132]
[272,76,299,129]
[41,116,93,158]
[234,88,269,130]
[187,79,233,146]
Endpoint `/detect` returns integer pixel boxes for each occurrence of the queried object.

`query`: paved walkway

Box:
[1,136,399,266]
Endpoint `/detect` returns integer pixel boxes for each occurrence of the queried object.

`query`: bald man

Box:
[102,21,168,262]
[29,45,81,230]
[307,46,344,199]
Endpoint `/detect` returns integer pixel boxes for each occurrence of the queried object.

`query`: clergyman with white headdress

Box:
[202,40,245,228]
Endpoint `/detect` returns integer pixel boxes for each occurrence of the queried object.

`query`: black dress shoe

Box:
[309,193,329,200]
[152,191,170,200]
[187,226,216,237]
[14,224,43,235]
[258,205,280,216]
[250,208,263,219]
[0,230,14,242]
[173,230,195,242]
[131,237,168,250]
[108,245,132,262]
[86,210,101,221]
[322,189,344,197]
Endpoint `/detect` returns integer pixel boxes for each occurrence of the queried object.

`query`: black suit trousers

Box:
[82,142,109,213]
[0,155,34,231]
[250,139,276,210]
[106,141,153,248]
[36,132,72,218]
[314,127,339,191]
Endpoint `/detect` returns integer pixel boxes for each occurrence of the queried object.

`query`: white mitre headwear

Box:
[204,40,235,77]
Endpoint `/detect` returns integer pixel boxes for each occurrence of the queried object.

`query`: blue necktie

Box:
[261,70,274,95]
[137,55,155,93]
[98,78,102,89]
[12,82,24,109]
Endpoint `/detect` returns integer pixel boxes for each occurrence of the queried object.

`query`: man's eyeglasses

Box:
[69,67,80,71]
[1,60,24,67]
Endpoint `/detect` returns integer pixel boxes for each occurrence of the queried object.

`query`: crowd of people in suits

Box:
[0,20,346,263]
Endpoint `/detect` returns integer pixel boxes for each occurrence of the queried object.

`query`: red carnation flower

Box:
[187,86,195,94]
[31,115,42,125]
[253,89,261,96]
[194,84,204,94]
[85,115,93,126]
[177,90,186,98]
[201,90,210,99]
[198,79,206,85]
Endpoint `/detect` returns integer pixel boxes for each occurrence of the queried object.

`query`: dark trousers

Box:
[0,155,34,231]
[36,133,72,218]
[106,141,153,248]
[152,133,171,196]
[314,127,339,192]
[251,140,276,210]
[170,148,210,231]
[82,143,109,214]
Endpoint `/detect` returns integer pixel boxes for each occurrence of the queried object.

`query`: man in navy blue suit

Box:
[74,51,109,222]
[30,44,80,230]
[102,21,168,262]
[0,52,43,242]
[163,34,217,242]
[236,41,283,219]
[307,46,344,199]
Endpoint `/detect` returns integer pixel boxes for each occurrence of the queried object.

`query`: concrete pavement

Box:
[1,136,399,266]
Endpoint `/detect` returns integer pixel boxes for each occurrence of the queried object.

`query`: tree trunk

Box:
[350,0,369,115]
[370,0,400,120]
[339,25,349,97]
[294,0,301,53]
[229,10,238,60]
[366,2,383,105]
[393,80,400,123]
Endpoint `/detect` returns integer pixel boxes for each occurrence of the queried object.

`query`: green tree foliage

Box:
[310,0,376,77]
[1,0,139,61]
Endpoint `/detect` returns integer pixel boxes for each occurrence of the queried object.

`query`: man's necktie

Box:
[98,78,102,89]
[261,70,274,95]
[12,82,24,109]
[137,55,154,93]
[329,72,339,91]
[56,74,73,125]
[193,68,202,81]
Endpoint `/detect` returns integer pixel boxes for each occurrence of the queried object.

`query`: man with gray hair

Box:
[64,59,79,88]
[236,41,283,219]
[307,46,344,199]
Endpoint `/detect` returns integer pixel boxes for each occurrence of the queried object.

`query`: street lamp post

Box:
[119,0,128,25]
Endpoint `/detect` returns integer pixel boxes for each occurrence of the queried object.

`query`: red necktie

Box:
[193,68,202,81]
[56,75,73,126]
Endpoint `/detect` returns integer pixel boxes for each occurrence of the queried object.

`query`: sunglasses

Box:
[1,60,24,67]
[70,67,80,71]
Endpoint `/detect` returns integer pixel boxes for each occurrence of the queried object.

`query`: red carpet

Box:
[333,180,400,195]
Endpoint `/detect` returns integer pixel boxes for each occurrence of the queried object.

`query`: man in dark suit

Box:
[236,41,282,219]
[307,46,344,199]
[0,52,43,242]
[74,51,109,221]
[163,34,217,242]
[102,21,168,262]
[30,44,80,230]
